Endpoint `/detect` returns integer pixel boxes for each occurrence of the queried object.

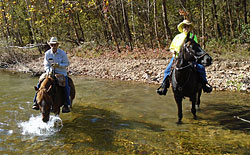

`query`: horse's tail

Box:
[68,77,76,101]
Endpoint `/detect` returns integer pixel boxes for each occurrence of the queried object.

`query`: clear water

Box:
[0,70,249,154]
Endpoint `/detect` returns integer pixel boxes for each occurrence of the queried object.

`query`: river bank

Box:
[2,53,249,92]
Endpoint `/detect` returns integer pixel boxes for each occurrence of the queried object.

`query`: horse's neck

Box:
[176,52,189,68]
[40,77,53,89]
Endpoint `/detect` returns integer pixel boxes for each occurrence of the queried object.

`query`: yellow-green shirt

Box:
[169,32,198,57]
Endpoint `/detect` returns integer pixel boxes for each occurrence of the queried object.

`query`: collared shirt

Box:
[44,48,69,76]
[169,32,198,58]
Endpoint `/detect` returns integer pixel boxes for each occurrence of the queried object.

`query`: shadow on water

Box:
[200,102,250,132]
[60,105,165,151]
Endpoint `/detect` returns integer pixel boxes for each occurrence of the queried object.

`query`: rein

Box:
[175,63,192,71]
[185,43,208,62]
[194,52,208,61]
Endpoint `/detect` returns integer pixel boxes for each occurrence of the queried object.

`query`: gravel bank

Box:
[3,56,250,92]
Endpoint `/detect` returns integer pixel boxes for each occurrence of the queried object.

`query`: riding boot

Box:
[32,101,39,110]
[202,82,213,93]
[156,78,170,95]
[62,104,71,113]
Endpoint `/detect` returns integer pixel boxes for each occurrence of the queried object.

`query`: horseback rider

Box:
[32,37,71,113]
[157,20,213,95]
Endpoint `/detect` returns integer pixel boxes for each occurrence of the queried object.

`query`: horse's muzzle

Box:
[201,55,212,67]
[42,116,50,123]
[42,112,50,123]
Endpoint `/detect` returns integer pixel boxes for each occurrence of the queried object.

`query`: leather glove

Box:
[51,63,59,68]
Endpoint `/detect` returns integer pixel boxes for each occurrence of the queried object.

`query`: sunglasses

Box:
[50,44,57,47]
[183,25,190,29]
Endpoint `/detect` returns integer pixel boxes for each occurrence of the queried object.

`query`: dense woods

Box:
[0,0,249,52]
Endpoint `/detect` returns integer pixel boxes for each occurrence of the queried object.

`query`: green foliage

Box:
[0,0,249,54]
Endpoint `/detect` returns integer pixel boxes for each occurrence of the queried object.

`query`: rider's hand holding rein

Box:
[51,63,59,68]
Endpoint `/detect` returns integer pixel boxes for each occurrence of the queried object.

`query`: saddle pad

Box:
[39,73,47,83]
[55,74,66,87]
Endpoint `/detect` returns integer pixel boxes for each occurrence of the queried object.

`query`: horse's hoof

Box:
[193,116,198,120]
[177,120,182,124]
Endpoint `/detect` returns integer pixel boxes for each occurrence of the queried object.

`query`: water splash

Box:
[18,115,63,136]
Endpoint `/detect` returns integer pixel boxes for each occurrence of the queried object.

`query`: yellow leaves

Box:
[88,0,96,7]
[29,7,36,12]
[105,0,109,6]
[25,17,32,21]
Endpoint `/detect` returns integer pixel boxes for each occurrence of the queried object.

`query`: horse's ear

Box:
[34,86,39,91]
[185,34,191,43]
[191,33,195,40]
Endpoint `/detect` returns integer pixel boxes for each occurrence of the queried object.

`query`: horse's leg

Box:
[197,88,202,108]
[191,99,197,120]
[68,77,75,109]
[175,95,183,123]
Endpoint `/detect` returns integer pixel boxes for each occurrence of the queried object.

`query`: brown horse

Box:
[35,74,75,122]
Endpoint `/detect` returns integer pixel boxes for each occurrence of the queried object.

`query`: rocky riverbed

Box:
[3,55,249,92]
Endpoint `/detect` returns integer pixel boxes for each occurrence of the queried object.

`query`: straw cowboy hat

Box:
[177,20,194,33]
[48,37,59,45]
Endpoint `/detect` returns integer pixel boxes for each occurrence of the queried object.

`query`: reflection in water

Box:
[0,70,250,154]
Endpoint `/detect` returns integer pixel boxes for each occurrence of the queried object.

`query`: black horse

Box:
[170,34,212,123]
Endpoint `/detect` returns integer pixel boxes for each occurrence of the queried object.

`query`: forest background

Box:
[0,0,249,60]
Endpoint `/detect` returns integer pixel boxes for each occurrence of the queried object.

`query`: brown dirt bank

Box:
[2,54,249,93]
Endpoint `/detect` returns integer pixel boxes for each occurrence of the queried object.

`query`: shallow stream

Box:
[0,70,249,154]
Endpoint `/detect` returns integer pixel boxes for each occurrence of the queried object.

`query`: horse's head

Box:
[35,76,55,122]
[182,33,212,67]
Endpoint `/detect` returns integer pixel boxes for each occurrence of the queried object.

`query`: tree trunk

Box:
[69,11,81,45]
[121,0,133,51]
[103,0,121,52]
[97,0,110,45]
[153,0,161,49]
[130,0,136,46]
[76,12,85,42]
[162,0,172,44]
[24,0,37,45]
[201,0,205,48]
[146,0,154,48]
[212,0,222,38]
[0,1,11,44]
[113,0,124,41]
[226,0,234,38]
[243,0,247,24]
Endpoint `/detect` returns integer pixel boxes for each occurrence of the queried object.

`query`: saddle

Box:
[39,73,66,87]
[55,74,66,87]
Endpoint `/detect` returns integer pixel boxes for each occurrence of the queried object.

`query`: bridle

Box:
[184,41,208,63]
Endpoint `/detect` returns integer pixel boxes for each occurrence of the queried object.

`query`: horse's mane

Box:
[40,76,54,89]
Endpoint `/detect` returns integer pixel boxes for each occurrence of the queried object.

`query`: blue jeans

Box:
[194,63,207,83]
[163,57,208,83]
[33,76,71,106]
[163,57,174,82]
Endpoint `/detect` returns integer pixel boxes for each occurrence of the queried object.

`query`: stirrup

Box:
[203,83,213,93]
[32,103,39,110]
[62,105,71,113]
[156,85,168,95]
